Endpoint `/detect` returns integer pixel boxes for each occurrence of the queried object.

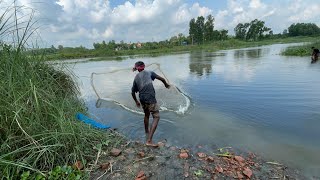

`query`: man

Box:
[311,47,319,63]
[131,61,170,147]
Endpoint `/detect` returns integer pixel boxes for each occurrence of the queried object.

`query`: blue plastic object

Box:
[76,113,110,129]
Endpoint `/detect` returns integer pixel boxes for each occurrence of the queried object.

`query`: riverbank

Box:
[282,41,320,56]
[43,36,319,61]
[90,137,305,179]
[0,44,125,179]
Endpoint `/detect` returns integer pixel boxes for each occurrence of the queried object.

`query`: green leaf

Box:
[21,171,30,180]
[194,170,204,177]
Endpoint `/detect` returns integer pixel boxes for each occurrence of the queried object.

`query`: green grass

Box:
[282,41,320,56]
[0,44,124,179]
[0,4,124,179]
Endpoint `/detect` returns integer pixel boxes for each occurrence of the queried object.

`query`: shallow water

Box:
[64,43,320,177]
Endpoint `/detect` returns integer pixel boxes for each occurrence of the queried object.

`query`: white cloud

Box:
[27,0,210,47]
[1,0,320,48]
[288,3,320,22]
[249,0,263,9]
[102,26,114,38]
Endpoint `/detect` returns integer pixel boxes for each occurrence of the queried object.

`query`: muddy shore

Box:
[89,135,305,180]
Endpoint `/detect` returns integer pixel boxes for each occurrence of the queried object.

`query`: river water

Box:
[64,43,320,177]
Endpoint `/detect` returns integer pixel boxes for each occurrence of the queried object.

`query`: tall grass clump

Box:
[0,2,122,179]
[282,41,320,56]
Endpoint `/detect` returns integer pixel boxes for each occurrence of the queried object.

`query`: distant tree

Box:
[107,40,116,50]
[220,29,228,40]
[169,35,179,46]
[234,23,250,40]
[189,18,196,45]
[211,30,219,40]
[195,16,205,44]
[282,29,288,37]
[101,40,107,49]
[93,42,101,50]
[204,15,214,42]
[246,19,271,41]
[235,19,271,41]
[288,23,320,36]
[58,45,63,50]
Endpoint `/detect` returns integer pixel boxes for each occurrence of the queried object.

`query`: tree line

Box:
[44,15,320,52]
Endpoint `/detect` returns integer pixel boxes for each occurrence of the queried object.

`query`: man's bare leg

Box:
[144,110,150,140]
[146,111,160,147]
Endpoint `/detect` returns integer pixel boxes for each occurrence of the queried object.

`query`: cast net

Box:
[91,63,190,114]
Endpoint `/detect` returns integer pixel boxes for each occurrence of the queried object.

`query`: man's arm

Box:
[131,92,140,107]
[131,81,141,107]
[155,75,170,89]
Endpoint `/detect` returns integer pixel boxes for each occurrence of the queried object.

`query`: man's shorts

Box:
[141,103,160,115]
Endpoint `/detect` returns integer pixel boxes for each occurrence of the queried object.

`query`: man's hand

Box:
[136,101,141,108]
[156,75,170,89]
[132,92,140,108]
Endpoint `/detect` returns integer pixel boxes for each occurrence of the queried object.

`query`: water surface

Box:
[65,44,320,177]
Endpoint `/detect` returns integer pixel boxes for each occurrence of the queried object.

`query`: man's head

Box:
[133,61,145,72]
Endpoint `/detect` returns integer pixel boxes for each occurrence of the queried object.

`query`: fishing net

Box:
[91,63,190,114]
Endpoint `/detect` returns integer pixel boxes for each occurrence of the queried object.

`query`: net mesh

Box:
[91,63,190,114]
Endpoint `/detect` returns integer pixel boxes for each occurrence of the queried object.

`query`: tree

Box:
[246,19,268,41]
[189,18,196,45]
[282,29,288,37]
[58,45,63,50]
[288,23,320,36]
[219,29,228,40]
[101,40,107,49]
[212,30,221,40]
[195,16,205,44]
[234,19,271,41]
[234,23,249,40]
[169,35,179,46]
[93,43,101,49]
[107,40,116,50]
[204,15,214,42]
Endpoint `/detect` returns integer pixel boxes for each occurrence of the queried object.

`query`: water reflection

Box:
[234,48,270,59]
[188,51,218,77]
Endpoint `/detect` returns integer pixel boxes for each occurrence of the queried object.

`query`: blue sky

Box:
[4,0,320,48]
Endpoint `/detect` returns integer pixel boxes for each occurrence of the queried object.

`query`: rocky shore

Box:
[90,138,304,180]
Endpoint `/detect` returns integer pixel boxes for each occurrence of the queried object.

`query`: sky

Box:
[3,0,320,48]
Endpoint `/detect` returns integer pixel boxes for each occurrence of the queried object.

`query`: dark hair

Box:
[311,47,315,49]
[135,61,144,66]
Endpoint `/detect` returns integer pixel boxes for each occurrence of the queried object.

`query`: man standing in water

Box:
[131,61,170,147]
[311,47,319,63]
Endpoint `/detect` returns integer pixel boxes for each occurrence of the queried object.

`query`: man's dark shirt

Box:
[132,70,157,104]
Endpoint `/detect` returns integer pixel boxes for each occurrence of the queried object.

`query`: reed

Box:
[0,2,122,179]
[282,41,320,56]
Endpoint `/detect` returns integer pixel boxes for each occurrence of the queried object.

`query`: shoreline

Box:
[42,36,319,61]
[89,133,305,179]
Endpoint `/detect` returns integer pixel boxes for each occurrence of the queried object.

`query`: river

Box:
[62,43,320,177]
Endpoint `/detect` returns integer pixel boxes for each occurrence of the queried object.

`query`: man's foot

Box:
[146,141,159,147]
